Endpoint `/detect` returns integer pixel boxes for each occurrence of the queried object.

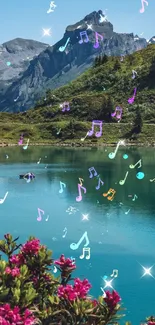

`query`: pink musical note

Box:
[96,178,104,190]
[88,167,98,178]
[37,208,44,221]
[79,31,89,44]
[93,32,104,49]
[111,106,122,120]
[76,184,86,202]
[139,0,148,13]
[128,88,137,104]
[88,120,103,137]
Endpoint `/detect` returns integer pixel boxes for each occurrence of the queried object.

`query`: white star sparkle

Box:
[104,278,114,289]
[87,24,93,30]
[42,28,51,37]
[141,265,155,279]
[82,214,89,221]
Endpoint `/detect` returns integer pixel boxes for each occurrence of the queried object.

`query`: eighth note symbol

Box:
[88,120,103,137]
[139,0,148,13]
[70,231,89,250]
[110,269,118,278]
[59,181,66,193]
[79,247,90,260]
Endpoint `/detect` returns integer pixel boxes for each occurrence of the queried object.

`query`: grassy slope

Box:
[1,44,155,145]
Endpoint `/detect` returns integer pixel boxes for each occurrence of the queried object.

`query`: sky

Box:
[0,0,154,46]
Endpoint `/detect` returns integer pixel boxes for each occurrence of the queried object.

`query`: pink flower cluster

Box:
[5,267,20,277]
[10,253,25,267]
[148,322,155,325]
[0,304,36,325]
[54,254,76,271]
[57,278,91,301]
[21,239,40,255]
[104,290,121,311]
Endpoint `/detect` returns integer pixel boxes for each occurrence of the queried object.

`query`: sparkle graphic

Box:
[66,206,79,215]
[82,214,89,221]
[87,24,93,30]
[140,264,155,279]
[104,278,114,289]
[42,28,51,37]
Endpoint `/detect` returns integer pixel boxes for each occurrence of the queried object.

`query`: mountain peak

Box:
[2,38,49,54]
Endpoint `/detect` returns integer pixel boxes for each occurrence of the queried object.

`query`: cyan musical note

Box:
[79,247,90,260]
[59,37,70,52]
[59,181,66,193]
[70,231,89,250]
[23,139,29,150]
[0,192,8,204]
[129,159,141,169]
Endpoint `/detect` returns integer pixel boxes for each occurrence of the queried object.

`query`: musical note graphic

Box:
[23,139,30,150]
[0,192,8,204]
[61,101,70,112]
[37,158,41,164]
[59,181,66,193]
[76,184,86,202]
[79,178,84,186]
[110,269,118,278]
[47,1,57,13]
[139,0,148,13]
[18,134,24,145]
[45,215,49,221]
[100,287,107,298]
[125,209,130,215]
[79,247,90,260]
[132,70,137,79]
[96,178,104,190]
[93,32,104,49]
[132,194,138,201]
[70,231,89,250]
[79,31,89,44]
[59,37,70,52]
[87,120,103,137]
[53,266,57,273]
[128,88,137,104]
[103,188,116,201]
[119,171,129,185]
[111,106,122,121]
[62,227,67,238]
[37,208,44,222]
[88,167,98,178]
[108,140,125,159]
[129,159,142,169]
[81,132,89,141]
[57,128,61,135]
[150,178,155,182]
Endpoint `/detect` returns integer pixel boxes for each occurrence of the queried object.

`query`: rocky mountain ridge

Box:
[0,10,151,112]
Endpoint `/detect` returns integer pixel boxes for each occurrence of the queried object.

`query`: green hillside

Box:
[1,44,155,146]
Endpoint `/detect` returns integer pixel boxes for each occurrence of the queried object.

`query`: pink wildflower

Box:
[11,267,20,277]
[148,322,155,325]
[104,290,121,311]
[21,239,40,255]
[5,267,12,274]
[54,254,76,270]
[0,303,36,325]
[10,253,25,266]
[57,278,91,301]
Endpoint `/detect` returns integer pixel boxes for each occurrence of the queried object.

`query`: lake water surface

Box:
[0,145,155,325]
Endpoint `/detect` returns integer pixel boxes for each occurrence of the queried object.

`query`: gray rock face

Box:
[0,10,148,112]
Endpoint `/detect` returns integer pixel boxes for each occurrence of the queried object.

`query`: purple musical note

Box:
[111,106,122,120]
[96,178,104,190]
[79,31,89,44]
[93,32,104,49]
[88,120,103,137]
[61,102,70,112]
[76,184,86,202]
[18,134,24,145]
[88,167,98,179]
[128,88,137,104]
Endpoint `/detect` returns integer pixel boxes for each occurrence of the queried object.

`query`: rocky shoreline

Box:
[0,141,154,147]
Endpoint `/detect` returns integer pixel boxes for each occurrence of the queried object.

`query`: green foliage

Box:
[1,45,155,144]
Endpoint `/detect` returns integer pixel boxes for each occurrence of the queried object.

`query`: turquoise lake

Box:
[0,145,155,325]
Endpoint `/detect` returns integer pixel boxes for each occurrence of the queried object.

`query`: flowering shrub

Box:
[0,233,153,325]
